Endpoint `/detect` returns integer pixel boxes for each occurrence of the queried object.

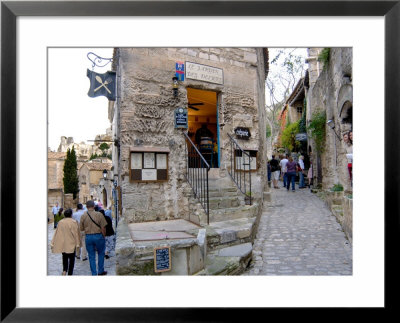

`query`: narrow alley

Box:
[243,181,352,275]
[47,223,116,276]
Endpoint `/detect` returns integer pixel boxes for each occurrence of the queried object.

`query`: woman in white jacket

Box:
[51,208,81,275]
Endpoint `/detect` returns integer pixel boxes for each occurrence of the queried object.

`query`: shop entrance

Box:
[186,88,219,168]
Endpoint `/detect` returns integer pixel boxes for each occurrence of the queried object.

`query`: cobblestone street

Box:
[243,181,352,275]
[47,224,116,276]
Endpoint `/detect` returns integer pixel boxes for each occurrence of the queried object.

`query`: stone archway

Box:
[337,83,353,132]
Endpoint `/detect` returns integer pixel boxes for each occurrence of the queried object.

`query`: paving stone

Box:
[242,179,352,276]
[47,223,116,276]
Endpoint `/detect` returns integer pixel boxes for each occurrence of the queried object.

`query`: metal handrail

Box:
[183,132,210,224]
[227,133,252,205]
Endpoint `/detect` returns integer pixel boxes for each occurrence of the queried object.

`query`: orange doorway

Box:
[186,88,219,168]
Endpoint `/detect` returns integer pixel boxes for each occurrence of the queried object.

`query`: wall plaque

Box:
[174,108,188,129]
[154,246,171,273]
[143,153,155,168]
[185,61,223,85]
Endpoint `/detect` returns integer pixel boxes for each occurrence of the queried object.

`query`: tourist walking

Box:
[279,154,289,187]
[54,207,64,229]
[298,155,306,188]
[307,161,313,189]
[52,202,60,225]
[72,203,87,261]
[51,208,81,276]
[79,200,108,276]
[286,156,297,192]
[99,208,115,259]
[343,131,353,184]
[269,155,280,189]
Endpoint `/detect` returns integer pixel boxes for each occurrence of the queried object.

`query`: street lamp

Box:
[172,76,179,97]
[326,120,341,141]
[103,169,108,180]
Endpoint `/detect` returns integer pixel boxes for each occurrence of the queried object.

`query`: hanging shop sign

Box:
[174,108,188,129]
[154,246,171,273]
[87,69,116,101]
[175,61,185,81]
[234,127,251,140]
[185,62,223,85]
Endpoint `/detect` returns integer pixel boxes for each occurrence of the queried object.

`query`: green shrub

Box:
[318,48,330,69]
[331,183,344,192]
[281,120,300,151]
[307,110,326,154]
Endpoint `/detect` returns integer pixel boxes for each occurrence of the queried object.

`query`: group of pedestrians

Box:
[50,200,115,276]
[268,154,310,192]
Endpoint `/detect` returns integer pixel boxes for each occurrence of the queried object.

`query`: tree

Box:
[281,120,301,152]
[266,48,307,151]
[63,146,79,199]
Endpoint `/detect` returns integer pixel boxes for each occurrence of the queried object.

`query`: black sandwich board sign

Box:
[154,246,171,273]
[174,107,188,129]
[234,127,251,140]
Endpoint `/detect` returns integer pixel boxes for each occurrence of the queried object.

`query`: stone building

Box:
[48,134,113,219]
[78,159,112,206]
[109,47,268,274]
[305,47,353,242]
[47,151,66,221]
[306,47,353,192]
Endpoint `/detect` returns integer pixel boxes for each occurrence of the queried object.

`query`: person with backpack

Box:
[99,208,115,259]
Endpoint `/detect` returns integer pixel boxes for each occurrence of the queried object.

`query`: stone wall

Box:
[117,48,266,224]
[306,48,353,192]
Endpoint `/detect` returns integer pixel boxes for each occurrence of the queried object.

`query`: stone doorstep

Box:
[206,217,256,250]
[209,203,258,222]
[196,242,253,275]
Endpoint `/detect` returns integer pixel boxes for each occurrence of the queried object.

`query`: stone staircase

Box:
[188,171,260,274]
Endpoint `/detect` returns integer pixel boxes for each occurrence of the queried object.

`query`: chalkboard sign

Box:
[154,246,171,273]
[174,108,188,129]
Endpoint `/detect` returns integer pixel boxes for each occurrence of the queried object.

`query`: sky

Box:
[48,47,114,151]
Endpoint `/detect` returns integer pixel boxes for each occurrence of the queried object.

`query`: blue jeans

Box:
[286,172,296,191]
[299,171,305,188]
[85,233,105,275]
[282,172,287,187]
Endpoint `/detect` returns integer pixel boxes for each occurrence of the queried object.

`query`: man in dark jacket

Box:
[269,155,280,189]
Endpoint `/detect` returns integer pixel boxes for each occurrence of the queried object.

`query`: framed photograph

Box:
[1,0,398,321]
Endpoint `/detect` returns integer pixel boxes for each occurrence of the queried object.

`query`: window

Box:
[297,106,303,115]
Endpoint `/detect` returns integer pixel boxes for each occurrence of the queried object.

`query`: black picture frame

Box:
[1,1,398,321]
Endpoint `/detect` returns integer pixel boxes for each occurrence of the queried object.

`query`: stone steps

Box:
[205,217,256,251]
[195,242,253,275]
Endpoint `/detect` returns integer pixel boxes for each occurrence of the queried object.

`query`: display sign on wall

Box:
[130,150,169,181]
[174,108,188,128]
[185,62,223,85]
[234,127,251,140]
